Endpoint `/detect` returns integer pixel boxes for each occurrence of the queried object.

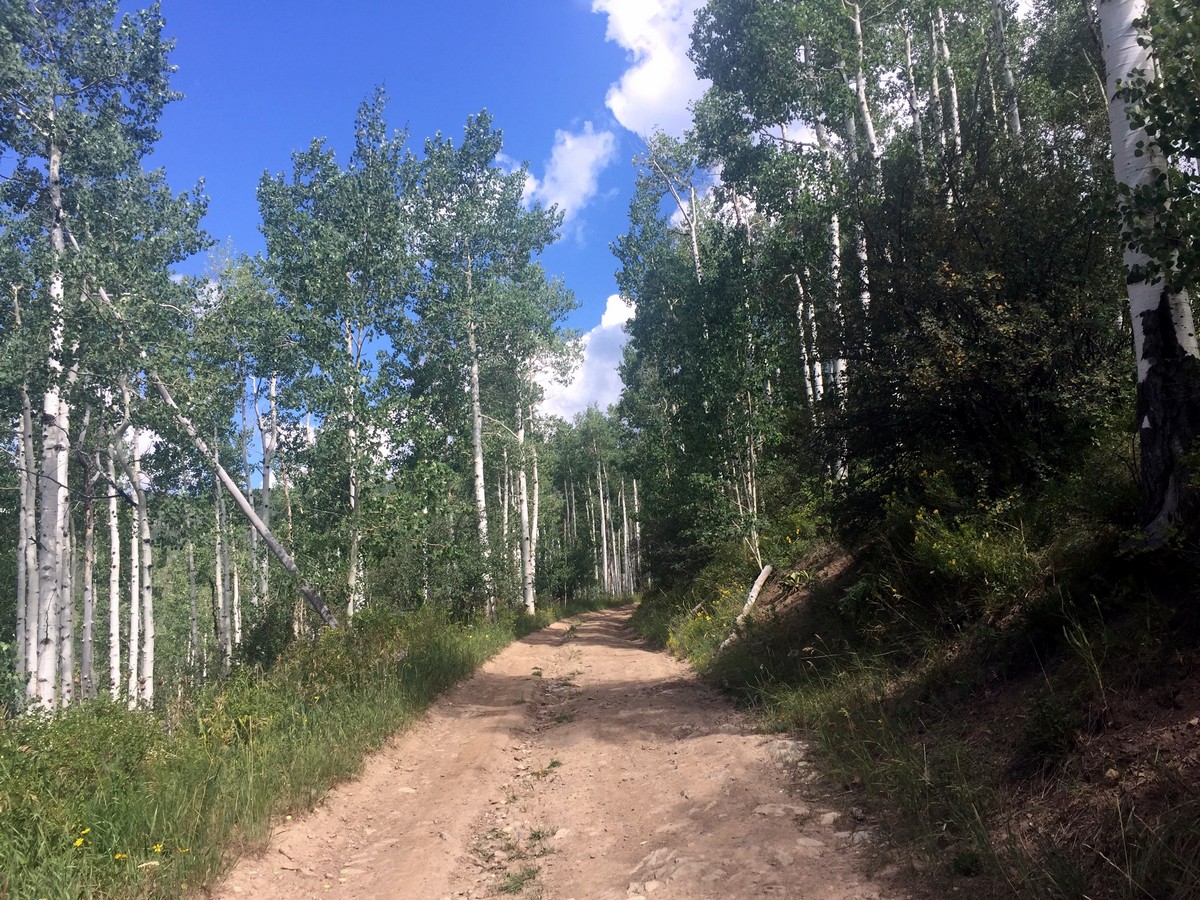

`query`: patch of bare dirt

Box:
[211,606,906,899]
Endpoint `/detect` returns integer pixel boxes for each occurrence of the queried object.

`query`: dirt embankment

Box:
[212,606,904,900]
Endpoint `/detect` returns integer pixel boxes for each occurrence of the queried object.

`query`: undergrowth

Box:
[631,465,1200,899]
[0,594,621,899]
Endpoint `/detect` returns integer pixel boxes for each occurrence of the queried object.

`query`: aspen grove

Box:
[1,0,1200,896]
[0,3,641,713]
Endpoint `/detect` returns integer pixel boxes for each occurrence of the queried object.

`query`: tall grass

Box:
[631,472,1200,898]
[0,595,620,899]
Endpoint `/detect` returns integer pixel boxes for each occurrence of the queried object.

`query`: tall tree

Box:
[409,111,561,616]
[1098,0,1200,541]
[259,89,409,618]
[0,0,206,706]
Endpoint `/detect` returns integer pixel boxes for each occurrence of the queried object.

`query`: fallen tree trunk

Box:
[717,565,773,655]
[77,262,340,629]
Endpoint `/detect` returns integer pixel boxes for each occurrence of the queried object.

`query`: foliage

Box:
[0,595,619,898]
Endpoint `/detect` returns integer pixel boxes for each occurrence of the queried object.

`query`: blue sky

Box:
[147,0,709,417]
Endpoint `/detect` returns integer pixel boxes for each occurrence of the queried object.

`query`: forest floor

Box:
[209,605,911,900]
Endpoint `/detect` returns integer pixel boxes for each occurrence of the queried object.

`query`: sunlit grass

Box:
[0,594,622,899]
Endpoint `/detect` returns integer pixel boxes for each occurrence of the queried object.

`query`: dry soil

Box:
[212,605,906,900]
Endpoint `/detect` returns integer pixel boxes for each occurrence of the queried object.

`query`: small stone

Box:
[754,803,809,817]
[645,881,662,893]
[796,837,825,848]
[818,812,840,827]
[1105,768,1121,782]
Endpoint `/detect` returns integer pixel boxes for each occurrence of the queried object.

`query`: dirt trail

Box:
[213,606,903,899]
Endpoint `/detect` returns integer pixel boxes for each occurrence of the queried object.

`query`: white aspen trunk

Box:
[346,439,361,619]
[34,137,68,709]
[596,456,610,595]
[850,3,883,178]
[516,405,535,615]
[903,25,926,160]
[106,453,121,700]
[127,496,140,708]
[794,274,819,412]
[215,485,231,676]
[585,486,599,584]
[80,463,96,700]
[467,317,495,617]
[801,273,825,403]
[990,0,1022,136]
[232,565,242,648]
[857,227,871,316]
[501,446,511,545]
[187,537,198,682]
[134,448,153,709]
[650,156,703,283]
[609,491,622,595]
[255,376,277,605]
[620,481,631,595]
[220,486,233,664]
[17,383,36,686]
[1099,0,1200,538]
[717,565,774,654]
[529,424,541,574]
[632,479,642,588]
[929,17,947,150]
[69,252,338,627]
[58,509,74,707]
[936,8,963,157]
[346,324,364,620]
[145,371,338,626]
[241,386,260,610]
[814,121,848,392]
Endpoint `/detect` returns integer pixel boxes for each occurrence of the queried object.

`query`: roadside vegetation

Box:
[0,595,620,899]
[633,461,1200,899]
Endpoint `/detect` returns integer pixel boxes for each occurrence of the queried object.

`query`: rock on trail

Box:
[211,606,902,899]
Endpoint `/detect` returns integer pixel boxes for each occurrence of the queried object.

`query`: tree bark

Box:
[80,457,97,700]
[187,535,198,682]
[18,383,37,690]
[903,25,927,160]
[147,372,339,626]
[106,452,121,700]
[467,316,496,617]
[215,482,231,676]
[989,0,1022,137]
[127,485,140,707]
[717,565,774,654]
[1099,0,1200,541]
[936,8,963,157]
[516,404,535,614]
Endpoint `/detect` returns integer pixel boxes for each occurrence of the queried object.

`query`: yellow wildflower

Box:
[80,828,90,835]
[114,853,128,860]
[74,837,85,847]
[152,843,164,854]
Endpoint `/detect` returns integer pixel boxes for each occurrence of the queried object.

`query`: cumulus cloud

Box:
[592,0,708,139]
[525,122,617,222]
[539,295,635,420]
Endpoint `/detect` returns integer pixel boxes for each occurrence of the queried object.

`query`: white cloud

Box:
[539,295,634,420]
[525,122,617,222]
[592,0,709,139]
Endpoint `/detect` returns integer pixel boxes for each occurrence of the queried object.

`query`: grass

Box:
[0,594,622,899]
[500,866,540,894]
[630,487,1200,898]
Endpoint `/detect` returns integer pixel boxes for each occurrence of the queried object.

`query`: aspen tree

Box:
[1098,0,1200,539]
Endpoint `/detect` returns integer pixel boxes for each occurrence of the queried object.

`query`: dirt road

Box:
[213,606,901,899]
